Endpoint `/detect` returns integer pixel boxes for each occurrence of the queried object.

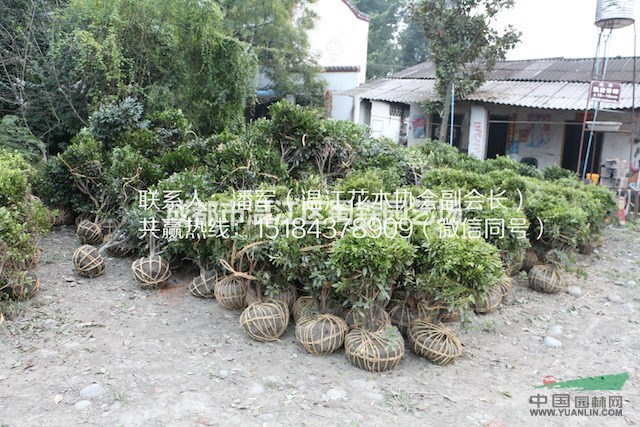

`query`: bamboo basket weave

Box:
[73,245,105,278]
[388,300,434,336]
[528,265,566,294]
[295,314,348,355]
[239,300,289,342]
[408,320,463,365]
[52,207,71,226]
[214,276,247,310]
[132,256,171,289]
[189,269,217,298]
[474,285,503,314]
[76,220,103,245]
[106,243,133,258]
[25,247,42,270]
[344,326,405,372]
[269,285,298,312]
[292,296,317,323]
[498,277,515,299]
[345,305,391,331]
[521,250,540,272]
[6,271,40,301]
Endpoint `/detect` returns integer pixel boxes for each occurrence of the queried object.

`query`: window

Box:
[431,113,464,147]
[390,102,409,117]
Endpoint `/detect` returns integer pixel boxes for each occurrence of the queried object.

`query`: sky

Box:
[495,0,639,60]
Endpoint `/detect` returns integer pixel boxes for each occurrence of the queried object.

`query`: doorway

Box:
[561,122,603,174]
[487,115,510,158]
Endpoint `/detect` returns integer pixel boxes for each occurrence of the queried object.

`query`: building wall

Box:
[360,98,636,170]
[368,100,403,141]
[320,71,360,121]
[307,0,369,84]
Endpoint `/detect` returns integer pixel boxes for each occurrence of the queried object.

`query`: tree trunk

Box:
[438,80,453,142]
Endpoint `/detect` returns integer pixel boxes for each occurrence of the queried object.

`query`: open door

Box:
[561,122,603,174]
[487,115,510,159]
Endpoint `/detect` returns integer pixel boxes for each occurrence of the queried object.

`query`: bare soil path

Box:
[1,226,639,426]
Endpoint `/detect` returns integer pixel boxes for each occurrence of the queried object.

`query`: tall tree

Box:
[353,0,430,80]
[413,0,520,141]
[219,0,324,105]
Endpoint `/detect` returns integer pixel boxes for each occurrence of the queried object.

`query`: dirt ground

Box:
[1,225,639,426]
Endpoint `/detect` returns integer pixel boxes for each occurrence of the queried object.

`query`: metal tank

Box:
[595,0,636,29]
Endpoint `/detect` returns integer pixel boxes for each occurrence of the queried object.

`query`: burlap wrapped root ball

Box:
[388,300,435,336]
[214,276,247,310]
[344,325,405,372]
[73,245,105,278]
[76,220,104,245]
[295,314,349,355]
[409,320,463,365]
[189,269,217,298]
[239,300,289,342]
[132,255,171,289]
[474,285,504,314]
[345,305,391,331]
[528,265,566,294]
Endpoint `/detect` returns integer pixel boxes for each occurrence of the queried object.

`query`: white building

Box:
[341,57,640,175]
[306,0,369,121]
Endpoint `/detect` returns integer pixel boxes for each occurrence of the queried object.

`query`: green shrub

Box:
[543,165,580,181]
[0,150,33,206]
[0,116,46,164]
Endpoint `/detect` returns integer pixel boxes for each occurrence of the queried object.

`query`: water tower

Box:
[577,0,637,184]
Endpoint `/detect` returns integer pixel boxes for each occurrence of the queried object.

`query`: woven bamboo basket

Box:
[388,300,435,336]
[437,308,461,323]
[408,320,463,365]
[498,277,515,299]
[245,289,261,307]
[52,207,71,226]
[25,247,42,270]
[6,271,40,301]
[132,255,171,289]
[73,245,105,278]
[189,269,217,298]
[344,326,405,372]
[239,300,289,342]
[76,220,103,245]
[521,250,540,272]
[528,265,566,294]
[214,276,247,310]
[474,286,504,314]
[292,296,317,323]
[295,314,348,355]
[100,219,120,236]
[345,305,391,331]
[106,243,133,258]
[269,285,298,312]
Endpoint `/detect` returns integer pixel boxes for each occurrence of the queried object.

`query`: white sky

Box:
[495,0,639,60]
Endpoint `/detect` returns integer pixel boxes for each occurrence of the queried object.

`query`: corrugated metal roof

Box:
[392,57,640,83]
[339,78,640,110]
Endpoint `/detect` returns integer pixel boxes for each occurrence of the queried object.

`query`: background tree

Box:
[219,0,324,105]
[413,0,520,141]
[353,0,430,80]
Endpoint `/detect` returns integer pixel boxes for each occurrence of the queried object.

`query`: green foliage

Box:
[0,116,46,164]
[0,150,33,206]
[413,0,520,139]
[340,168,401,195]
[415,228,506,314]
[353,0,430,79]
[89,97,144,146]
[0,150,52,277]
[332,230,415,309]
[220,0,323,103]
[32,156,93,213]
[543,165,580,181]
